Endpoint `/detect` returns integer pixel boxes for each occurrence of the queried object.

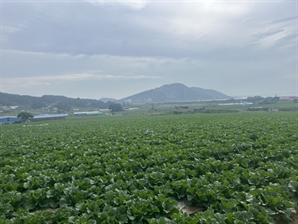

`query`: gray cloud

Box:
[252,29,285,40]
[266,15,298,24]
[1,1,297,98]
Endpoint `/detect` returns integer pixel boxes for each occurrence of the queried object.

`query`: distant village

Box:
[0,103,140,125]
[0,95,297,125]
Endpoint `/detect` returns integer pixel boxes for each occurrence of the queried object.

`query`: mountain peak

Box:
[120,83,229,103]
[161,83,188,87]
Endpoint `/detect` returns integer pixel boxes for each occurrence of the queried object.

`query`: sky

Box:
[1,0,297,100]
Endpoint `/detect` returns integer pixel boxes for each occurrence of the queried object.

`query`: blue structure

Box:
[33,114,68,121]
[0,116,21,125]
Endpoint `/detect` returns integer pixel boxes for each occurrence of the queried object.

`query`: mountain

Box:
[190,87,228,99]
[120,83,229,103]
[100,98,117,103]
[0,83,229,108]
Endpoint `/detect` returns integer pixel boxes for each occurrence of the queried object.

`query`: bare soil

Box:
[276,212,298,224]
[290,212,298,224]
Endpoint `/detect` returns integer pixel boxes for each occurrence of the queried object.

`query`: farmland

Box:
[0,112,298,223]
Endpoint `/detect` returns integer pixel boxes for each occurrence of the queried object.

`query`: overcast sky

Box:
[1,0,297,99]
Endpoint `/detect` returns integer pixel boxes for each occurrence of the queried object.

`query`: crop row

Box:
[0,113,297,223]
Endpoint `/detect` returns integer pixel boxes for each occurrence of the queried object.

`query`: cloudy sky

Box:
[1,0,297,99]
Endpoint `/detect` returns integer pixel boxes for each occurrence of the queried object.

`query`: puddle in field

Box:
[176,200,203,216]
[29,208,56,215]
[176,202,298,223]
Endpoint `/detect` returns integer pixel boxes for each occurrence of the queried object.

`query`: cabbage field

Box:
[0,113,298,223]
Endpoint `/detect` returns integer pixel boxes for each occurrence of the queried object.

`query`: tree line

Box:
[0,92,123,112]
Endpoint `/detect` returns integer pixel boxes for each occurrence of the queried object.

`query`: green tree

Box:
[262,96,279,104]
[17,112,34,121]
[31,102,46,109]
[108,102,123,112]
[56,102,71,113]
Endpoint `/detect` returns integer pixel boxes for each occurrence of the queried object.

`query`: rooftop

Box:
[33,114,68,119]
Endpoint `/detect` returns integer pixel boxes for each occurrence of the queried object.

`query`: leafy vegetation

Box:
[0,113,297,223]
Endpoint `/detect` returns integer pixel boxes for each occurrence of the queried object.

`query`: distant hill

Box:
[0,92,108,109]
[0,83,229,108]
[120,83,229,103]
